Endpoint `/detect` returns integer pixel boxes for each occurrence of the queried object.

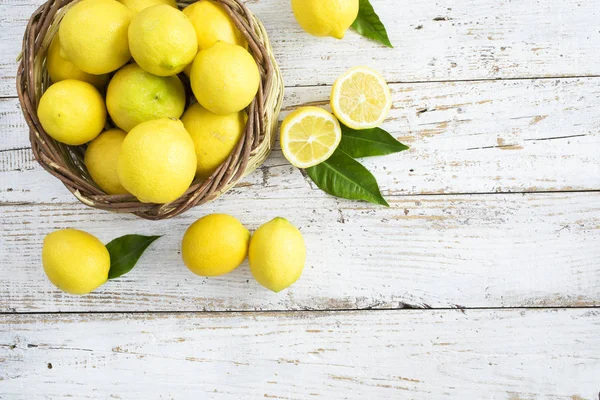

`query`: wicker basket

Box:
[16,0,284,220]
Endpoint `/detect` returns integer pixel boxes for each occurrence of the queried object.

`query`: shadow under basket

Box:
[16,0,284,220]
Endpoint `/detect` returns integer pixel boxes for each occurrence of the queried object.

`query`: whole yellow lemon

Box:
[59,0,132,75]
[106,63,186,132]
[291,0,359,39]
[46,36,109,90]
[118,0,176,14]
[182,214,250,277]
[37,80,106,146]
[181,103,247,180]
[42,228,110,295]
[117,118,196,204]
[183,1,247,51]
[249,217,306,292]
[84,129,129,195]
[128,5,198,76]
[190,42,259,115]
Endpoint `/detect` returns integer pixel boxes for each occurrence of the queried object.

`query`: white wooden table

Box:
[1,1,599,398]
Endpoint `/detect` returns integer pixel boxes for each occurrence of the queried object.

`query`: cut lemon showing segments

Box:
[330,66,392,130]
[280,106,342,169]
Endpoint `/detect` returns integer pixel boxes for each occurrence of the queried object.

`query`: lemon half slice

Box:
[330,66,392,130]
[280,106,342,169]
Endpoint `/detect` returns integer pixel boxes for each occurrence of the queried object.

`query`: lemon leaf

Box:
[339,124,409,158]
[352,0,393,48]
[106,235,161,280]
[306,148,389,206]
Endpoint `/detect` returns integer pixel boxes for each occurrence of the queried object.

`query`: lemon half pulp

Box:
[330,66,392,130]
[280,106,341,169]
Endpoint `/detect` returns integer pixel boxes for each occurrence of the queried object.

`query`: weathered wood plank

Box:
[2,77,600,203]
[1,192,599,312]
[1,309,598,399]
[2,0,600,96]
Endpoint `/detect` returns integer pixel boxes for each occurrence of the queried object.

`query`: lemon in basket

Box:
[330,66,392,130]
[249,217,306,292]
[106,63,186,132]
[183,1,247,50]
[128,5,198,76]
[117,118,196,204]
[85,129,129,195]
[118,0,177,14]
[190,42,260,115]
[280,106,341,168]
[59,0,132,75]
[42,229,110,295]
[46,36,109,90]
[37,79,106,146]
[182,214,250,277]
[291,0,359,39]
[181,103,247,180]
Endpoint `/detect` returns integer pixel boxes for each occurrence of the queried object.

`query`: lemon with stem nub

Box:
[128,5,198,76]
[249,217,306,292]
[291,0,359,39]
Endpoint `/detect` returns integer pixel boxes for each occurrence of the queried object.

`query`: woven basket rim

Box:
[16,0,284,220]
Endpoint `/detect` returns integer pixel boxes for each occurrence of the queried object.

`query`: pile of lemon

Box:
[38,0,259,204]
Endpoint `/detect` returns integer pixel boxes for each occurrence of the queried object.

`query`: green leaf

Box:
[306,148,389,206]
[339,124,409,158]
[106,235,161,280]
[352,0,394,48]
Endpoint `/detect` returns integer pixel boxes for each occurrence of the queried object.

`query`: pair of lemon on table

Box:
[38,0,259,204]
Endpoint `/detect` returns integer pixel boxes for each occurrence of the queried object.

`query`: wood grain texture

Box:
[2,0,600,96]
[1,192,599,312]
[1,309,599,399]
[2,77,600,204]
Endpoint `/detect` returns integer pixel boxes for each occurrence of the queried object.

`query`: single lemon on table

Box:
[190,42,259,115]
[183,1,247,50]
[249,217,306,292]
[128,5,198,76]
[106,63,186,132]
[331,66,392,130]
[117,118,196,204]
[181,103,247,180]
[84,129,129,195]
[118,0,176,14]
[42,228,110,295]
[280,106,341,168]
[291,0,359,39]
[46,36,109,90]
[37,80,107,146]
[182,214,250,277]
[59,0,132,75]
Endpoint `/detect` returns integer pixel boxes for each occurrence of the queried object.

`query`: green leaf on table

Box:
[339,124,409,158]
[106,235,161,280]
[352,0,394,48]
[306,148,389,206]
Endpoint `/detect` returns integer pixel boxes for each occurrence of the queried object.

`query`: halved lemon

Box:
[280,106,342,168]
[330,66,392,130]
